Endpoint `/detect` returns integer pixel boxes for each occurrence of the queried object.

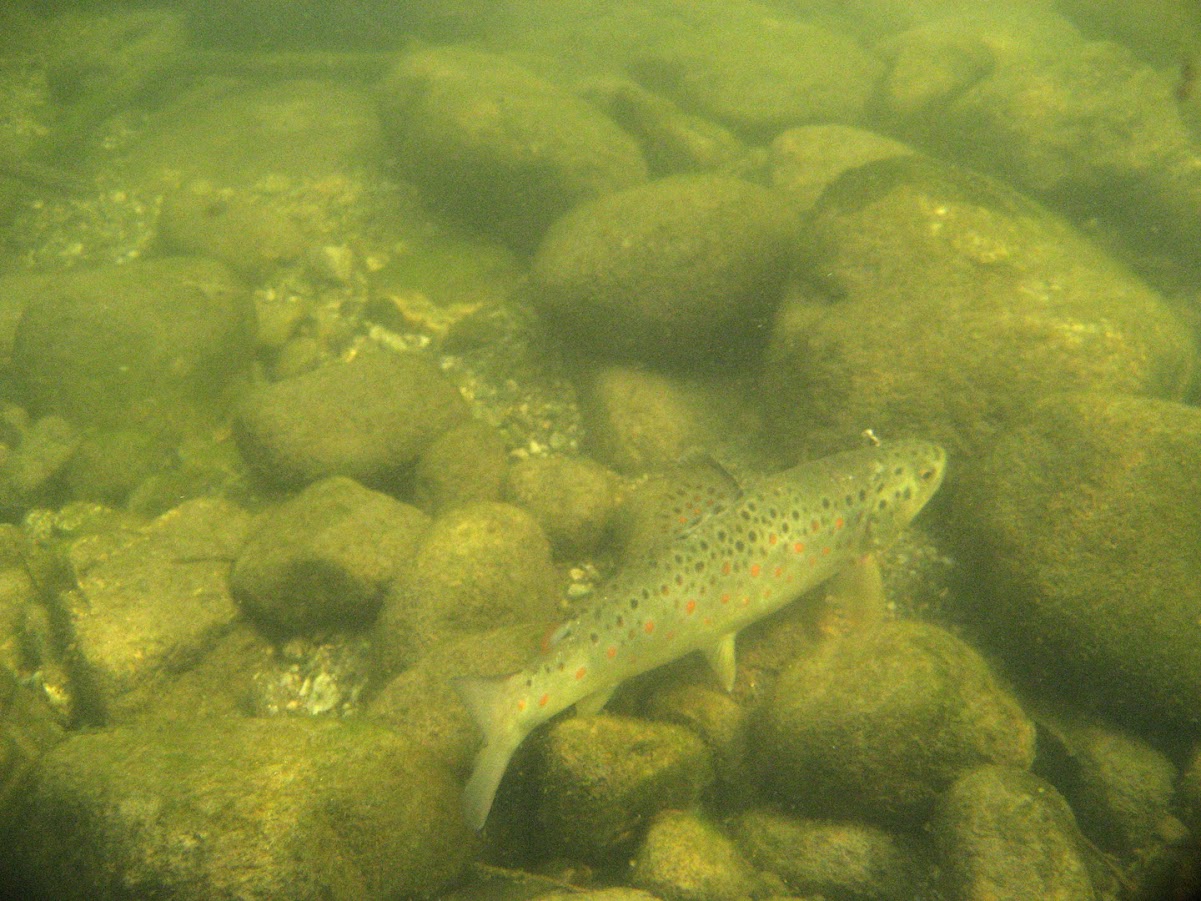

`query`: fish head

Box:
[861,440,946,550]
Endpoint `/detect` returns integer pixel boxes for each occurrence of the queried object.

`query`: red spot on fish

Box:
[835,517,844,530]
[644,620,656,634]
[686,599,697,615]
[769,533,778,545]
[773,566,783,578]
[517,698,528,712]
[740,596,750,607]
[722,561,731,575]
[822,546,831,556]
[721,593,731,604]
[750,563,761,577]
[538,693,549,708]
[575,666,586,680]
[811,519,820,532]
[606,646,617,659]
[794,541,805,553]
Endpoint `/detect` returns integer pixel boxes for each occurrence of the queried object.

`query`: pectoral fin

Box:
[820,553,887,636]
[704,632,738,692]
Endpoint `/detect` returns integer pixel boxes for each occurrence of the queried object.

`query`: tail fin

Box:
[454,675,523,831]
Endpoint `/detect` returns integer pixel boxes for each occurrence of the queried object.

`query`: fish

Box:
[455,439,947,829]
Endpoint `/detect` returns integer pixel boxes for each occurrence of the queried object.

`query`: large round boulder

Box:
[532,174,796,368]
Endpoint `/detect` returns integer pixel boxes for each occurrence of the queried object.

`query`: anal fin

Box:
[575,685,616,717]
[704,632,738,692]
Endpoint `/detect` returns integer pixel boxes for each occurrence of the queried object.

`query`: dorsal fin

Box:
[619,458,743,559]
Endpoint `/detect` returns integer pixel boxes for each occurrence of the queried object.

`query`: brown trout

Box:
[456,439,946,829]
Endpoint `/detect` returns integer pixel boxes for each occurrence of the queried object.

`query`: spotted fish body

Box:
[456,440,946,829]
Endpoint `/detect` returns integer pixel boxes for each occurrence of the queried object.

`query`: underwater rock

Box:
[769,124,914,214]
[631,809,761,901]
[12,257,255,441]
[413,418,509,514]
[65,497,252,702]
[759,620,1035,824]
[234,346,467,489]
[114,79,385,187]
[379,46,646,249]
[157,181,308,278]
[953,392,1201,736]
[373,502,557,672]
[0,413,79,519]
[939,36,1201,257]
[932,766,1096,901]
[630,11,882,137]
[538,713,714,862]
[531,174,795,369]
[504,454,620,557]
[0,665,65,822]
[644,681,752,805]
[1057,722,1179,857]
[8,716,473,899]
[763,155,1195,465]
[581,366,722,473]
[584,77,749,178]
[231,476,429,635]
[732,808,918,901]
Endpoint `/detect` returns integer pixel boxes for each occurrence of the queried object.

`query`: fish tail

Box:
[454,675,522,830]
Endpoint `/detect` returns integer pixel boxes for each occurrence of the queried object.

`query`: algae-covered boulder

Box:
[234,346,468,489]
[1057,721,1178,856]
[582,365,733,473]
[12,257,254,440]
[732,808,918,901]
[759,620,1035,824]
[538,714,714,861]
[631,10,882,137]
[413,418,509,514]
[8,716,473,900]
[115,79,385,187]
[932,766,1096,901]
[379,46,647,248]
[231,476,429,635]
[763,155,1195,465]
[770,124,915,214]
[940,36,1201,256]
[532,174,795,368]
[631,810,761,901]
[953,392,1201,735]
[373,502,558,671]
[65,497,253,702]
[505,454,620,557]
